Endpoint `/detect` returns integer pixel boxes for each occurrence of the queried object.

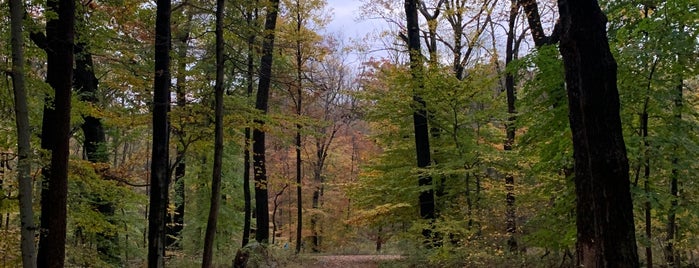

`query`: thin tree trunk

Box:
[241,4,257,247]
[252,0,281,243]
[36,0,75,266]
[557,1,639,266]
[295,128,302,253]
[665,80,682,268]
[148,0,172,265]
[504,0,519,252]
[641,111,652,268]
[311,184,320,252]
[638,49,659,268]
[294,0,304,253]
[272,184,288,245]
[404,0,436,242]
[9,0,36,265]
[201,0,225,266]
[168,9,193,248]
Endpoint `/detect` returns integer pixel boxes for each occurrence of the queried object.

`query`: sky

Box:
[324,0,367,36]
[323,0,391,62]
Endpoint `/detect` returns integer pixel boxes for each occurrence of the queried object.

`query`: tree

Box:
[168,6,193,248]
[74,8,119,260]
[557,1,639,266]
[36,0,75,266]
[241,0,259,248]
[202,0,225,265]
[503,0,519,251]
[9,0,36,266]
[404,0,436,241]
[253,0,281,243]
[148,0,172,266]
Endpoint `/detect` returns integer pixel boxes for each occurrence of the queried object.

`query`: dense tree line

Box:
[0,0,697,267]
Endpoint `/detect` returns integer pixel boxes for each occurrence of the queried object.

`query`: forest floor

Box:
[301,254,404,268]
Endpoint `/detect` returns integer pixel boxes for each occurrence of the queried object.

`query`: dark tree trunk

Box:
[295,128,302,254]
[642,110,652,268]
[241,5,256,246]
[557,1,639,266]
[243,127,251,247]
[311,189,320,252]
[252,0,280,243]
[201,0,225,266]
[148,0,172,266]
[504,0,519,252]
[665,80,682,268]
[75,42,107,163]
[404,0,436,238]
[294,0,304,253]
[36,0,75,266]
[75,40,119,263]
[271,184,288,245]
[9,0,36,265]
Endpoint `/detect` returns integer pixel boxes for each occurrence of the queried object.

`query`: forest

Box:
[0,0,697,267]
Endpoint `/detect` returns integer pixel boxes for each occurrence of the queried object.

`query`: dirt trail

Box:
[305,254,403,268]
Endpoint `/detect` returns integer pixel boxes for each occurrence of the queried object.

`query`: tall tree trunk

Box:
[252,0,280,243]
[168,9,193,248]
[9,0,36,266]
[36,0,75,266]
[148,0,172,266]
[405,0,436,242]
[75,42,108,163]
[665,80,682,268]
[242,4,257,247]
[557,1,639,266]
[504,0,519,252]
[641,111,652,268]
[202,0,225,266]
[75,39,119,263]
[294,0,304,254]
[295,127,302,253]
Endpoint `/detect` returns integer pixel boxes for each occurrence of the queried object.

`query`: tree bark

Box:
[75,40,120,263]
[201,0,225,266]
[36,0,75,266]
[294,0,304,253]
[168,9,193,248]
[148,0,172,266]
[405,0,436,241]
[75,42,108,163]
[253,0,281,243]
[9,0,36,266]
[557,1,639,266]
[504,0,519,252]
[665,80,682,268]
[242,4,257,248]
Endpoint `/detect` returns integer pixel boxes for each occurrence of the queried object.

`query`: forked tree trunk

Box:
[557,1,639,266]
[148,0,172,266]
[36,0,75,266]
